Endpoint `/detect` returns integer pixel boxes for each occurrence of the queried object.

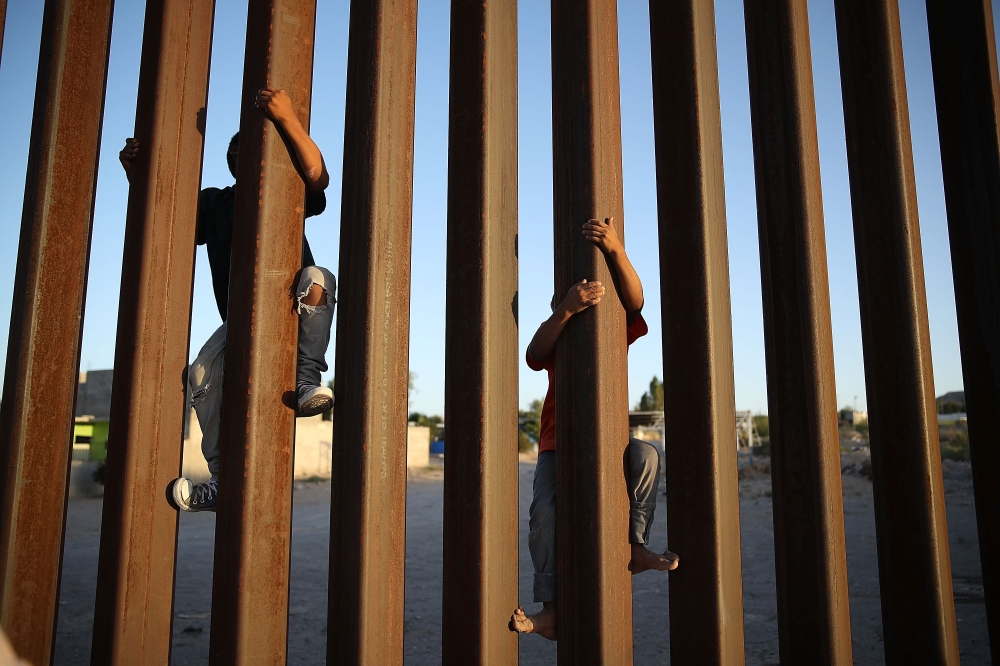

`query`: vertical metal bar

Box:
[550,0,632,663]
[441,0,518,663]
[0,0,8,62]
[648,0,745,663]
[207,0,317,662]
[90,0,214,662]
[0,0,114,663]
[925,0,1000,659]
[833,0,960,662]
[326,0,417,662]
[743,1,853,663]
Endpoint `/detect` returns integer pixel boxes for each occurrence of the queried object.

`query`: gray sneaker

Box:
[297,382,333,417]
[170,477,218,512]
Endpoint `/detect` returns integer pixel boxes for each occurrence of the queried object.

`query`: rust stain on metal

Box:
[326,0,417,663]
[743,0,853,662]
[550,0,633,663]
[89,0,214,663]
[833,0,959,662]
[925,0,1000,660]
[441,0,518,663]
[208,0,317,663]
[648,0,745,663]
[0,0,115,663]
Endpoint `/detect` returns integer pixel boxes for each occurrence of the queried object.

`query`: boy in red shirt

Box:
[510,217,679,641]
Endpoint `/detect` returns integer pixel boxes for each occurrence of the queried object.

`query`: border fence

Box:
[0,0,998,664]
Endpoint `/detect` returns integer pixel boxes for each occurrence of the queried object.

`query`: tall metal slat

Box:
[550,0,633,662]
[925,0,1000,660]
[441,0,519,663]
[648,0,745,662]
[207,0,317,661]
[833,0,960,662]
[0,0,115,663]
[90,0,215,662]
[743,0,853,662]
[326,0,417,662]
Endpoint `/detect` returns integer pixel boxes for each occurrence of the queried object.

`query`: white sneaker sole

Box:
[298,386,334,417]
[171,478,194,512]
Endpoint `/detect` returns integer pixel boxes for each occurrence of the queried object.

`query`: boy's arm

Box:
[255,87,330,193]
[583,216,644,324]
[119,138,139,183]
[527,279,606,361]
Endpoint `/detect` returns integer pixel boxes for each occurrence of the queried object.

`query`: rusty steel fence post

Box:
[925,0,1000,659]
[550,0,633,663]
[833,0,960,662]
[0,0,115,663]
[441,0,518,663]
[207,0,317,662]
[648,0,745,663]
[743,0,853,663]
[326,0,417,662]
[0,0,8,62]
[90,0,215,662]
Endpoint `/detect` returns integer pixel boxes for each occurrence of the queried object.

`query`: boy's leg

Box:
[626,437,679,573]
[170,323,227,512]
[528,450,558,603]
[295,265,336,416]
[627,437,660,543]
[511,451,558,640]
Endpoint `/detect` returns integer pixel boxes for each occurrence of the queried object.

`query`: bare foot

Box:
[629,543,680,574]
[509,602,557,641]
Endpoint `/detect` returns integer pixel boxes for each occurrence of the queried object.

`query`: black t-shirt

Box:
[196,185,326,321]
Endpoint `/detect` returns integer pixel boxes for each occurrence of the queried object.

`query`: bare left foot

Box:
[629,543,679,574]
[509,603,557,641]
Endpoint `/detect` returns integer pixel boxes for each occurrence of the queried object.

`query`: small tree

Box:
[636,375,664,411]
[408,411,443,440]
[518,398,543,451]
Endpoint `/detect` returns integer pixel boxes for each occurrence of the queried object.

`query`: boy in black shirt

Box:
[119,87,336,512]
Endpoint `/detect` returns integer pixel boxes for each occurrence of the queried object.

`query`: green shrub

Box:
[941,429,970,462]
[92,461,106,485]
[518,430,536,453]
[753,415,769,439]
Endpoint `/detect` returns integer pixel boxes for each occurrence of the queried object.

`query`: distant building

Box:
[74,370,113,461]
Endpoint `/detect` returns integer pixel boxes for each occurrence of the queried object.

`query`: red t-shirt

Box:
[526,314,648,452]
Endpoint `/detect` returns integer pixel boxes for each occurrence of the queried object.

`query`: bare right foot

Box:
[629,544,679,574]
[509,603,557,641]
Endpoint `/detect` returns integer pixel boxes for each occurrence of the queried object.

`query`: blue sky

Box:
[0,0,983,417]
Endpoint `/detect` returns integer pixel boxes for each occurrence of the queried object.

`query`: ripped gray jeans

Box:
[188,265,336,477]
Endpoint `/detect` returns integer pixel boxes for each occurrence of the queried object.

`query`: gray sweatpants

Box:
[187,266,336,478]
[528,438,661,603]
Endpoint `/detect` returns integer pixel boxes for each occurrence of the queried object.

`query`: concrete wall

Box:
[75,370,114,420]
[406,426,430,469]
[182,410,432,483]
[68,372,434,492]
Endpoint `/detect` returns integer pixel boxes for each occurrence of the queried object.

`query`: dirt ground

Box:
[52,454,989,665]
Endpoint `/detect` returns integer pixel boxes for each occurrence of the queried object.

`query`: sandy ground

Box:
[52,455,989,665]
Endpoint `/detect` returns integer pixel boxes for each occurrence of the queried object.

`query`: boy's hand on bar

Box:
[559,279,605,315]
[119,138,139,181]
[255,86,296,125]
[583,217,623,255]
